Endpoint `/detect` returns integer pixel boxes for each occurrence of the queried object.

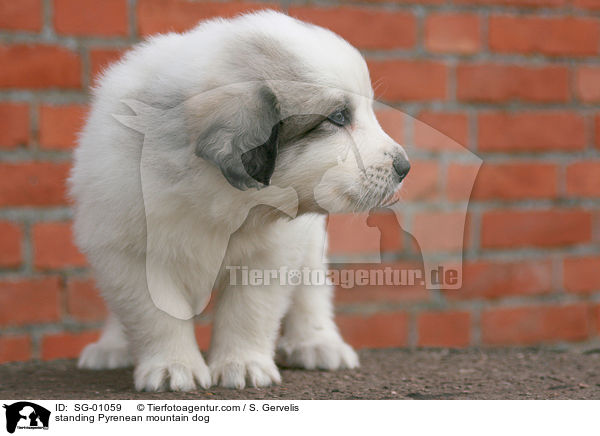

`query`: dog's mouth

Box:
[343,181,402,212]
[373,176,404,209]
[381,185,402,207]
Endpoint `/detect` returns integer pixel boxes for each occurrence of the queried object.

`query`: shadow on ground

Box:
[1,349,599,400]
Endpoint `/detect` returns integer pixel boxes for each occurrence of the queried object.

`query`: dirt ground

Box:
[1,348,599,400]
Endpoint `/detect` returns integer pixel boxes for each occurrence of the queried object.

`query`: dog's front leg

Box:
[276,221,359,371]
[130,307,211,392]
[208,277,294,389]
[276,282,359,371]
[105,256,212,392]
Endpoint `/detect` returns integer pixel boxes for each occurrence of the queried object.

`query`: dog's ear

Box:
[189,83,281,190]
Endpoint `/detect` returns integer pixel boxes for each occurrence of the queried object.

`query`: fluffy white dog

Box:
[70,10,410,391]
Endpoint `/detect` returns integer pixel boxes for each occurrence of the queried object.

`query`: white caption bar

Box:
[0,400,597,435]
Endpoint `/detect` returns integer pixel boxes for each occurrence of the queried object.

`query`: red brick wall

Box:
[1,0,599,363]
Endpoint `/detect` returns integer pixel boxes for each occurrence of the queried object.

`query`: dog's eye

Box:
[327,109,350,127]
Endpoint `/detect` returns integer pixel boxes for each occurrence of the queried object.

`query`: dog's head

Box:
[188,11,410,214]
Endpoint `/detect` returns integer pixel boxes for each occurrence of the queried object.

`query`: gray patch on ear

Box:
[192,83,281,190]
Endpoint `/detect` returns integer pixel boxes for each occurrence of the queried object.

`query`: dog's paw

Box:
[277,337,359,370]
[210,356,281,389]
[78,342,133,370]
[134,352,211,392]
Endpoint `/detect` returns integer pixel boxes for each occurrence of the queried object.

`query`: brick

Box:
[194,323,212,350]
[413,116,467,152]
[0,162,70,206]
[54,0,128,36]
[449,162,558,201]
[417,311,471,347]
[366,212,403,252]
[290,6,416,50]
[425,13,480,54]
[0,335,31,363]
[478,112,586,152]
[0,44,81,89]
[39,104,87,150]
[41,330,100,360]
[574,0,600,9]
[0,221,22,267]
[33,222,87,270]
[328,211,401,255]
[137,0,277,36]
[457,64,569,103]
[596,116,600,149]
[416,112,469,150]
[566,162,600,197]
[592,209,600,242]
[595,211,600,244]
[402,160,439,200]
[415,120,467,154]
[489,15,600,56]
[376,109,406,144]
[575,67,600,103]
[451,260,553,299]
[412,211,468,252]
[368,60,447,101]
[454,0,565,5]
[0,277,61,326]
[66,279,107,321]
[481,210,592,248]
[445,163,480,201]
[90,48,125,81]
[336,285,429,305]
[336,312,408,349]
[0,103,29,149]
[334,262,429,304]
[362,0,444,3]
[564,256,600,293]
[0,0,42,31]
[482,305,590,345]
[462,0,570,3]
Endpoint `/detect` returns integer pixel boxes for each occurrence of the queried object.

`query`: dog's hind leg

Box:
[276,283,359,371]
[78,310,133,370]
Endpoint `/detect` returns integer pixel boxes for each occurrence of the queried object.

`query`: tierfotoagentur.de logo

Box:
[2,402,50,434]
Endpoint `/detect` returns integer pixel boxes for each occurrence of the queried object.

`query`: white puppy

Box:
[70,10,410,391]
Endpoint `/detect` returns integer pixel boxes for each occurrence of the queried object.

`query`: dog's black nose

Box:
[393,156,410,181]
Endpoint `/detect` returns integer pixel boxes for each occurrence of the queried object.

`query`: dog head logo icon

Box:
[3,402,50,434]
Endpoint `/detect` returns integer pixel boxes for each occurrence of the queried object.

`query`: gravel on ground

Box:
[1,348,599,400]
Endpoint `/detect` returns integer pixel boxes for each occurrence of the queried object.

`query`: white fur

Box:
[70,11,407,391]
